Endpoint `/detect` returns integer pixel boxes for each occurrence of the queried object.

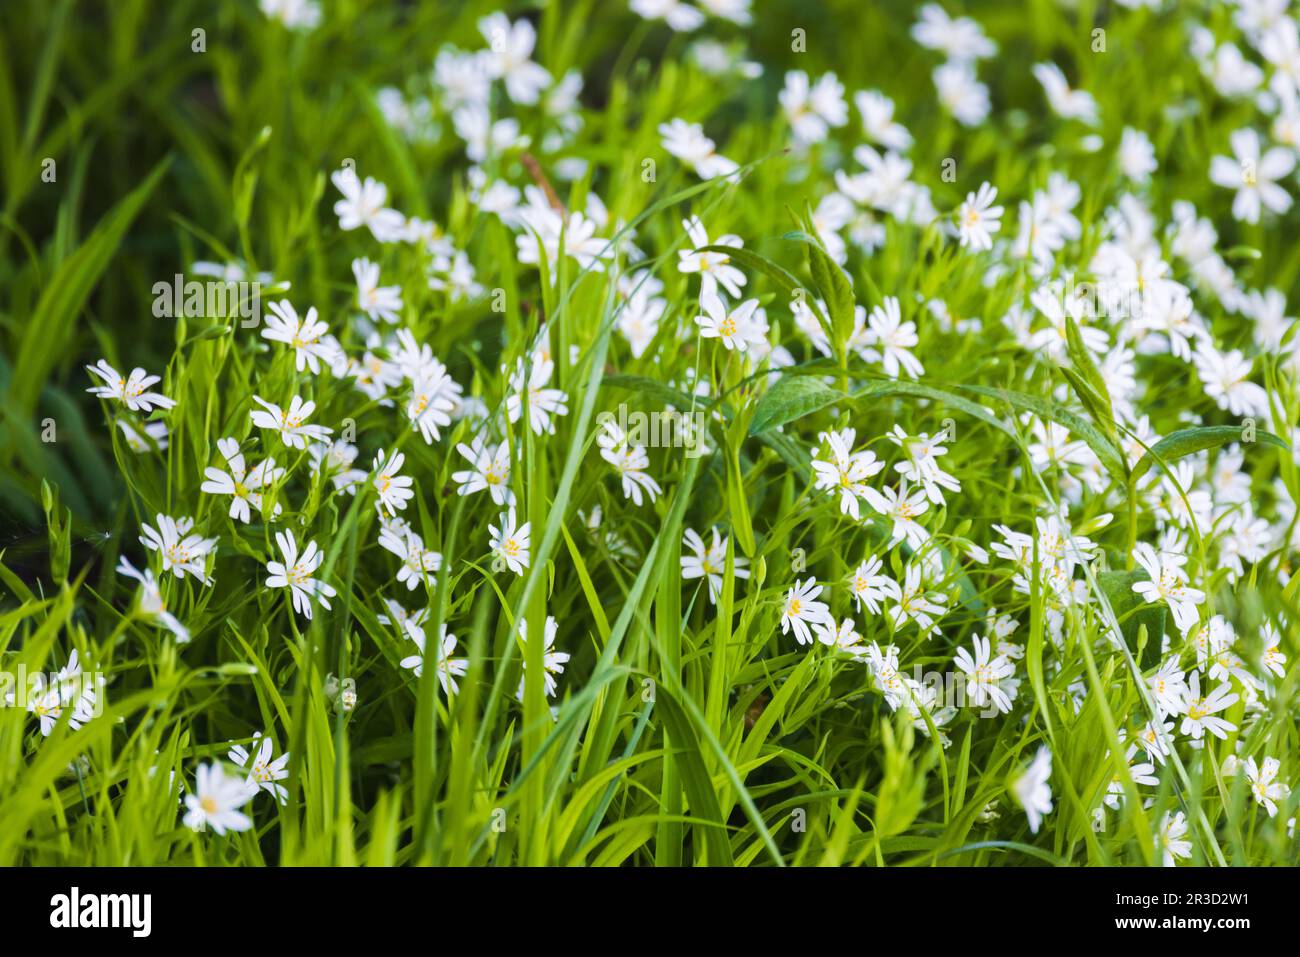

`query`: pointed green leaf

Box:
[1130,425,1288,484]
[750,375,843,433]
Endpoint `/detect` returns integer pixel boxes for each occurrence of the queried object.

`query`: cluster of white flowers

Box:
[64,2,1297,859]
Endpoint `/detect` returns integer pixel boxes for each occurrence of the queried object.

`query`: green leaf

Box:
[791,228,855,351]
[1060,314,1119,449]
[1064,315,1110,407]
[642,687,735,865]
[1098,571,1166,670]
[696,243,802,302]
[7,157,171,417]
[750,374,843,433]
[1060,366,1111,431]
[958,383,1129,484]
[1130,425,1289,484]
[853,380,1019,441]
[603,374,703,413]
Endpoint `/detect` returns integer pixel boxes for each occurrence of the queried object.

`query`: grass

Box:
[0,0,1296,866]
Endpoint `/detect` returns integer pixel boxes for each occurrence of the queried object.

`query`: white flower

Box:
[811,428,883,519]
[1028,286,1107,361]
[434,48,493,110]
[630,0,704,31]
[864,295,924,378]
[1026,419,1096,475]
[183,763,257,834]
[116,557,189,643]
[401,624,468,695]
[847,556,900,614]
[1192,342,1270,418]
[1245,756,1289,817]
[1133,284,1205,361]
[513,195,611,272]
[854,90,912,151]
[814,617,868,659]
[310,439,368,493]
[1209,128,1295,224]
[1119,127,1157,183]
[1147,657,1191,717]
[379,527,441,591]
[331,166,405,242]
[344,347,402,402]
[117,418,169,452]
[658,118,737,179]
[677,216,746,299]
[1136,718,1176,765]
[201,437,284,524]
[695,291,767,352]
[20,651,97,736]
[888,564,947,635]
[507,357,569,435]
[617,275,667,358]
[1261,17,1300,98]
[1180,671,1238,740]
[489,507,531,575]
[1201,39,1264,97]
[933,62,990,126]
[190,258,274,284]
[516,615,569,700]
[353,258,403,324]
[407,362,463,444]
[452,437,514,506]
[1132,542,1204,634]
[888,425,960,505]
[371,448,413,515]
[837,146,919,217]
[1154,461,1213,531]
[780,578,832,646]
[1157,811,1192,866]
[780,70,848,145]
[86,360,175,413]
[453,103,529,165]
[1243,287,1293,351]
[680,527,749,603]
[1103,746,1159,810]
[953,634,1016,714]
[250,395,332,450]
[900,677,956,744]
[863,484,929,551]
[265,530,336,619]
[1033,62,1099,125]
[478,12,551,105]
[1260,622,1287,679]
[378,598,429,643]
[261,300,335,374]
[1217,509,1271,583]
[956,182,1003,250]
[698,0,750,24]
[911,3,996,62]
[229,734,290,805]
[1012,746,1053,834]
[259,0,319,30]
[328,675,359,713]
[140,514,216,585]
[377,87,434,143]
[598,424,662,506]
[1194,616,1250,685]
[1013,199,1066,267]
